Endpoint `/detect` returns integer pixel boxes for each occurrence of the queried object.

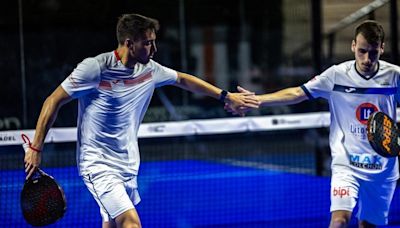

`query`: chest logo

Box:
[99,72,153,90]
[345,87,356,93]
[355,103,378,125]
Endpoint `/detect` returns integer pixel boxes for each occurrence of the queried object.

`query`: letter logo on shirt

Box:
[349,154,383,170]
[355,103,378,125]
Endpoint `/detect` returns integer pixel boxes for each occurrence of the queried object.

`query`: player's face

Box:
[132,29,157,64]
[351,33,384,76]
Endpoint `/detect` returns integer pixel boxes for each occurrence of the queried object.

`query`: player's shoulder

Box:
[145,59,162,69]
[379,60,400,73]
[140,59,174,74]
[71,54,105,80]
[319,61,352,78]
[91,51,116,71]
[332,60,354,72]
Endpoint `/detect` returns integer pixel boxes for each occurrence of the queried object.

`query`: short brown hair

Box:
[116,14,160,45]
[354,20,385,45]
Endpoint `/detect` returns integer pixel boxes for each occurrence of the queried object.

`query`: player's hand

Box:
[24,148,42,180]
[236,86,251,93]
[224,86,260,116]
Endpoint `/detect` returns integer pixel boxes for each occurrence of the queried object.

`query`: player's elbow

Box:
[291,87,304,97]
[290,87,307,103]
[43,94,66,112]
[174,72,188,88]
[43,87,72,110]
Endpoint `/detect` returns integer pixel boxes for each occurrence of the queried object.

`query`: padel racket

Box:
[367,111,400,157]
[21,134,66,226]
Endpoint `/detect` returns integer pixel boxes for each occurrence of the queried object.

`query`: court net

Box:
[1,111,399,227]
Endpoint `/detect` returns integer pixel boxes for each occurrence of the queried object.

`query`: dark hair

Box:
[354,20,385,45]
[116,14,160,45]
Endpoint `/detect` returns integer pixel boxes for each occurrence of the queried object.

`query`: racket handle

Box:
[30,169,43,182]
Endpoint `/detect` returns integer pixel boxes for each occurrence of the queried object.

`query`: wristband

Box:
[219,90,228,102]
[21,134,41,153]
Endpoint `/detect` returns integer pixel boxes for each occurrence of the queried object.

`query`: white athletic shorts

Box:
[82,172,141,222]
[330,171,397,225]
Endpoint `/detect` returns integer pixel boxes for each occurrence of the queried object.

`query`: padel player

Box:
[233,20,399,227]
[23,14,259,228]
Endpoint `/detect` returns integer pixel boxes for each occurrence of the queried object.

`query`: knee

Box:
[115,209,141,228]
[330,217,349,228]
[118,218,141,228]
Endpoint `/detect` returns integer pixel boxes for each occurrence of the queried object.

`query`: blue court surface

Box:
[1,160,400,227]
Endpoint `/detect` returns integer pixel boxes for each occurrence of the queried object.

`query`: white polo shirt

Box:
[61,51,177,177]
[302,60,400,182]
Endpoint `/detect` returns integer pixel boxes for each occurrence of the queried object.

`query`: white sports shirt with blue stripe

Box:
[61,51,178,177]
[302,60,400,182]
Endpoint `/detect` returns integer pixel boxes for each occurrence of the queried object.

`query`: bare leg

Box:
[114,208,141,228]
[358,220,376,228]
[330,210,352,228]
[103,219,116,228]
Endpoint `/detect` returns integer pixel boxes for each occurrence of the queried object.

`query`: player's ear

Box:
[380,42,385,55]
[351,40,356,53]
[125,39,134,50]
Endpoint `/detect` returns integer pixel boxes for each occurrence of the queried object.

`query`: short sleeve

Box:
[302,66,336,99]
[150,61,178,87]
[61,58,101,98]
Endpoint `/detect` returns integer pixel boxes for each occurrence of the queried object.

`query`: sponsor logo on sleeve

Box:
[68,74,79,88]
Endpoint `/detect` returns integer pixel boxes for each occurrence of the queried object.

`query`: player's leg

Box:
[82,174,141,228]
[101,208,140,228]
[358,220,375,228]
[114,208,141,228]
[103,219,116,228]
[109,177,142,227]
[330,210,352,228]
[329,171,359,228]
[113,176,142,227]
[356,179,397,227]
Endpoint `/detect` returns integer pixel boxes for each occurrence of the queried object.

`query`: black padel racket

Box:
[367,111,400,157]
[21,134,66,226]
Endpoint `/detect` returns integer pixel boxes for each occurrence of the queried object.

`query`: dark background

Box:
[0,0,398,129]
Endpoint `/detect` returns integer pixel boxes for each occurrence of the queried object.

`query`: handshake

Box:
[223,86,260,116]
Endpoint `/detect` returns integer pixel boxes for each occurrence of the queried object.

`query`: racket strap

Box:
[21,134,41,153]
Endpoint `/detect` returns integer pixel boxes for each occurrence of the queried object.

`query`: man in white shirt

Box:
[233,20,399,227]
[23,13,259,228]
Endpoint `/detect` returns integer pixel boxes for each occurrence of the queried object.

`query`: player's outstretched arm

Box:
[225,86,309,115]
[173,72,260,115]
[256,86,308,107]
[24,86,73,179]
